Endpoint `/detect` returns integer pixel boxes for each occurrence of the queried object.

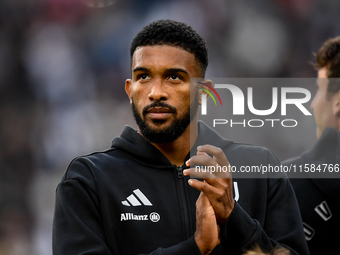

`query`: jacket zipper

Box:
[177,165,184,178]
[176,165,191,239]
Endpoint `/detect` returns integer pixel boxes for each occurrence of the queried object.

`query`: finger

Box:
[189,179,234,224]
[200,191,210,207]
[189,148,232,179]
[197,151,208,156]
[188,178,231,198]
[186,155,226,179]
[188,155,230,179]
[190,179,234,218]
[196,192,216,223]
[197,145,230,166]
[186,178,228,199]
[188,154,217,167]
[188,179,221,198]
[184,164,232,180]
[183,168,230,187]
[185,154,213,168]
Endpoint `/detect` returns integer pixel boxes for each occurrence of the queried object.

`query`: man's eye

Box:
[169,74,180,80]
[139,74,149,80]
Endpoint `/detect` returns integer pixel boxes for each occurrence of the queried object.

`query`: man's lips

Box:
[147,107,172,113]
[146,107,173,119]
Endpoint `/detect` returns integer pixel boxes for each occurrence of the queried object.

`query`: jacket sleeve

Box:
[53,177,113,254]
[142,237,202,255]
[53,159,202,255]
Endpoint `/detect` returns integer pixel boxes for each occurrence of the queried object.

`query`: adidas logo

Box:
[121,189,153,206]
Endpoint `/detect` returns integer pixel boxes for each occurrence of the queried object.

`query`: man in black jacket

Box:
[283,36,340,254]
[53,20,308,255]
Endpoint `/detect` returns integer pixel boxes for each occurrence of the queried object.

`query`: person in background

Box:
[284,36,340,254]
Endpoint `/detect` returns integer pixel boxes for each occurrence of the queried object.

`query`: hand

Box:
[184,145,235,225]
[194,192,221,255]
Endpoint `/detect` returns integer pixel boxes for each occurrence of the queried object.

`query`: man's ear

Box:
[198,80,213,105]
[125,79,133,104]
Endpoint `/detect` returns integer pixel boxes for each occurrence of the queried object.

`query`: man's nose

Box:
[310,96,315,111]
[148,80,168,101]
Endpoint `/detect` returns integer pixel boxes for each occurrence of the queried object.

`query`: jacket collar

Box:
[111,121,234,167]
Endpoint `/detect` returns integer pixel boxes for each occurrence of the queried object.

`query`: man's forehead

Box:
[132,45,194,60]
[131,45,199,74]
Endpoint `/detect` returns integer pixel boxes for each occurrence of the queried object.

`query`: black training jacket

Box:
[53,121,309,255]
[284,127,340,255]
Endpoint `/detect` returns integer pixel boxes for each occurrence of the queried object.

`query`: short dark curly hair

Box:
[130,19,208,77]
[315,36,340,95]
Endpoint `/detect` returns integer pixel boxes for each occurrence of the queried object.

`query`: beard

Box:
[132,94,199,144]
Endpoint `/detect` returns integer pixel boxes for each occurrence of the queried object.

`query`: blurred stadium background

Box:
[1,0,339,254]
